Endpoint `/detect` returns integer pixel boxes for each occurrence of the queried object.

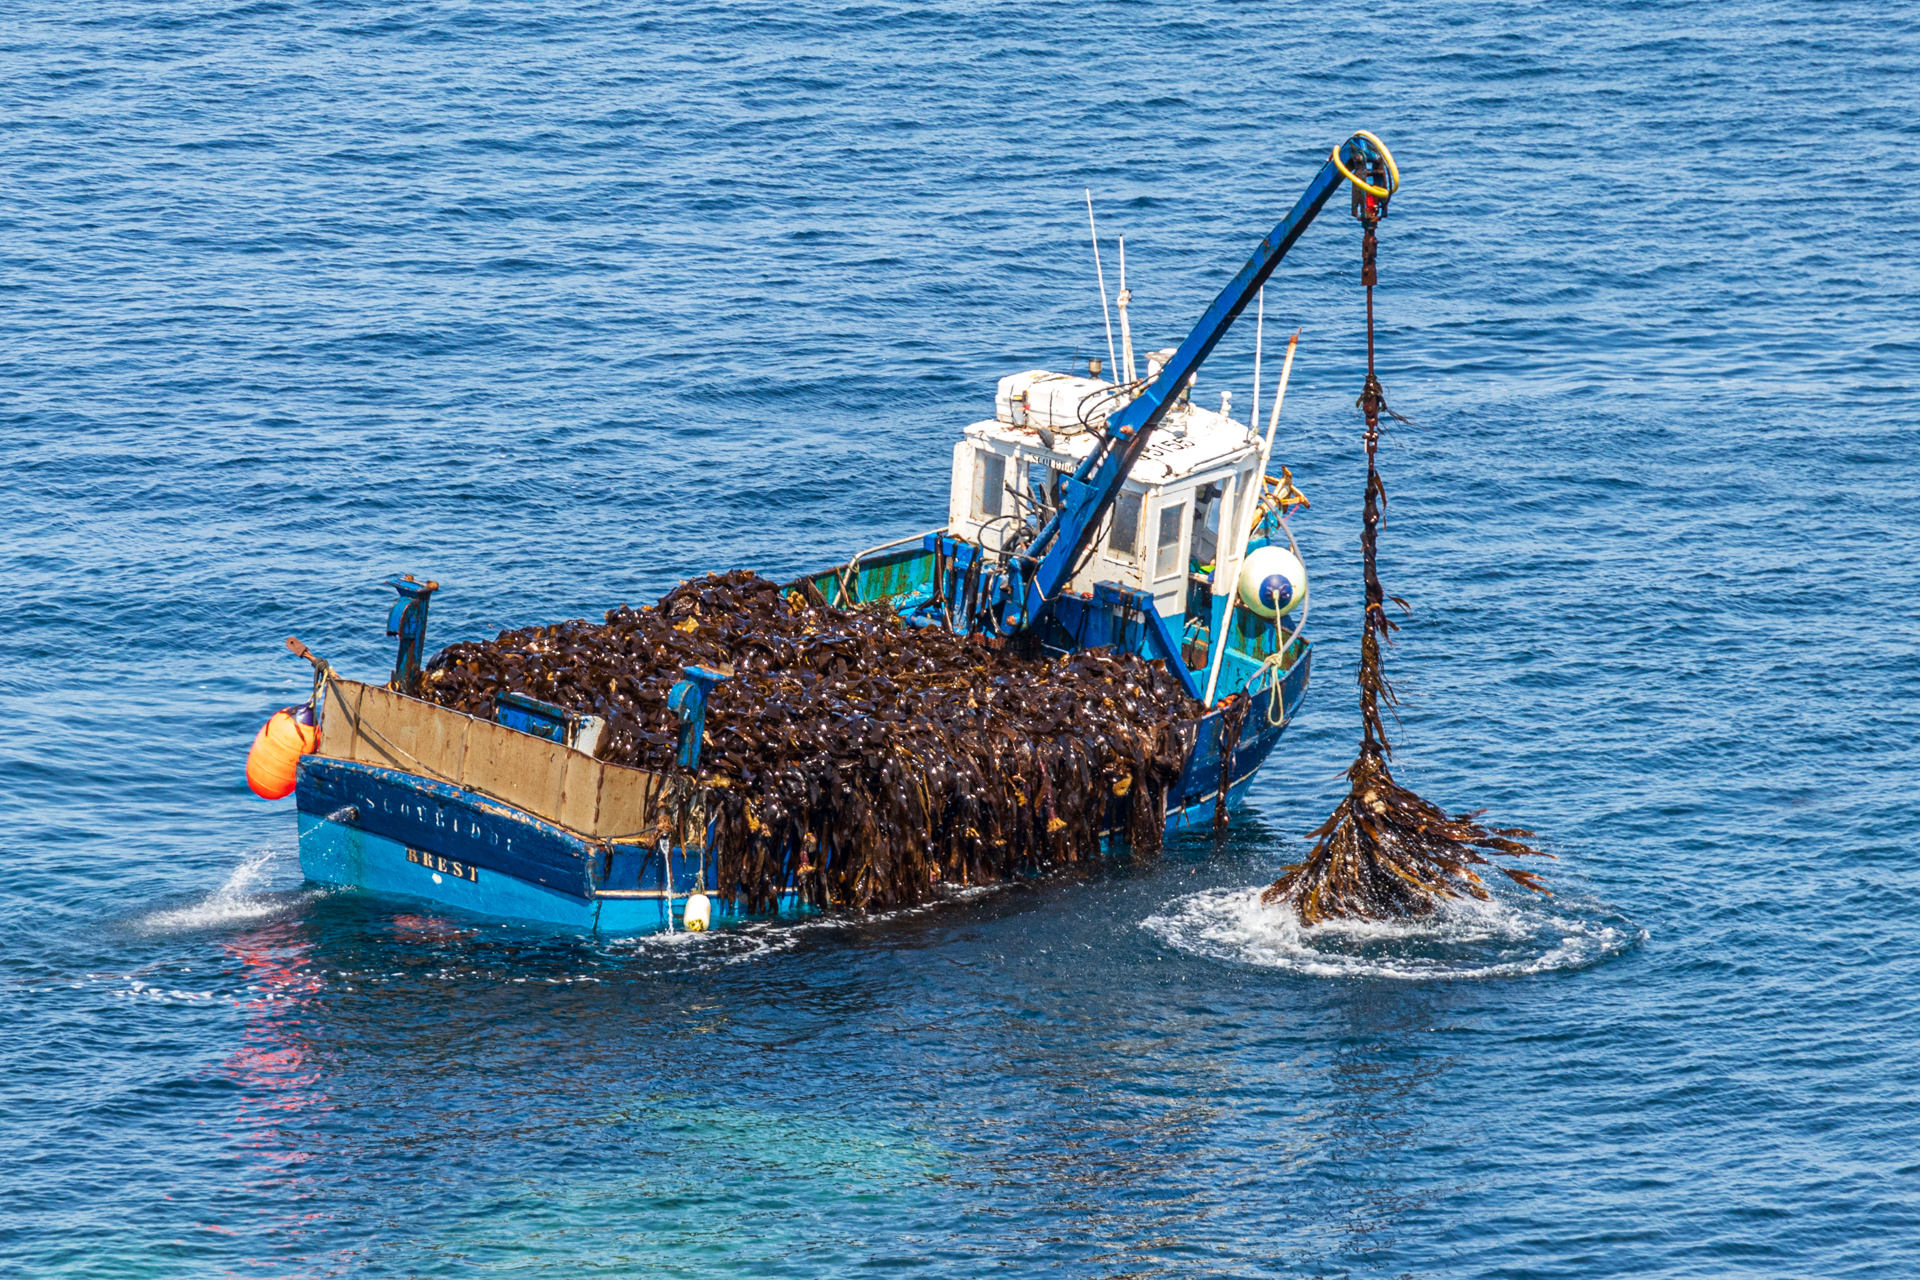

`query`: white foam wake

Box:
[138,849,320,933]
[1141,885,1637,980]
[599,882,1007,966]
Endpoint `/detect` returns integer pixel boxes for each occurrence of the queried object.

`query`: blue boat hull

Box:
[295,755,739,933]
[295,810,738,934]
[293,645,1304,934]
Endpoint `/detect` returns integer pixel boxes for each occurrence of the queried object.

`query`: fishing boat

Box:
[270,132,1402,934]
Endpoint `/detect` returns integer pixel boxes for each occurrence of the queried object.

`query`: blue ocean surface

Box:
[4,1,1917,1275]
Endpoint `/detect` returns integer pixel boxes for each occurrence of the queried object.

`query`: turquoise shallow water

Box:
[4,1,1918,1275]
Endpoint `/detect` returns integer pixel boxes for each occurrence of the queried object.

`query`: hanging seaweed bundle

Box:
[1263,182,1550,924]
[421,570,1196,914]
[1258,432,1552,922]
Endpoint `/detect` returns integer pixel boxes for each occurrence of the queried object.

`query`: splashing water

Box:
[1143,886,1640,981]
[136,850,321,934]
[598,920,807,971]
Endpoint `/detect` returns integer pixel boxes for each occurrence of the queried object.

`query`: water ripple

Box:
[3,0,1918,1275]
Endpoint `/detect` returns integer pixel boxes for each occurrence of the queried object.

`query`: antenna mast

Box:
[1085,190,1119,382]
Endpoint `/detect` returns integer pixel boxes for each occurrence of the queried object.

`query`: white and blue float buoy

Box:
[1237,544,1308,619]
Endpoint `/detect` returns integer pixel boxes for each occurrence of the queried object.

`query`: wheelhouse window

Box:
[1190,481,1224,569]
[1108,489,1142,560]
[972,450,1006,521]
[1155,502,1186,580]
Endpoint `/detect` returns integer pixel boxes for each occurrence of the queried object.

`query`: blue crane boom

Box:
[1015,132,1396,630]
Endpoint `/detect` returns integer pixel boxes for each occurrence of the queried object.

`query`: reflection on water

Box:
[224,925,328,1173]
[135,868,1527,1277]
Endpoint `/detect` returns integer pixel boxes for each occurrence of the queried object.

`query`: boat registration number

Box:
[407,848,479,882]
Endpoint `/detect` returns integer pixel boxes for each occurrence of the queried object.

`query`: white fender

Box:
[684,892,712,932]
[1237,544,1308,619]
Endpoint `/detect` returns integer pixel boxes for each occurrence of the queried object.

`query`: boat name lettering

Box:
[406,848,478,881]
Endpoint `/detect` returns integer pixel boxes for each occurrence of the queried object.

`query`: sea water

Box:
[3,1,1917,1275]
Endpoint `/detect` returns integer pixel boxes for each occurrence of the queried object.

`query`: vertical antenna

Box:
[1117,236,1138,384]
[1085,189,1119,384]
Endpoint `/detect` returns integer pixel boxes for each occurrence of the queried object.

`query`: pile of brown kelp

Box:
[421,570,1197,914]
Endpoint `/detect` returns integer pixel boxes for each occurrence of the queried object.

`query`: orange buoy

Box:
[246,706,320,799]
